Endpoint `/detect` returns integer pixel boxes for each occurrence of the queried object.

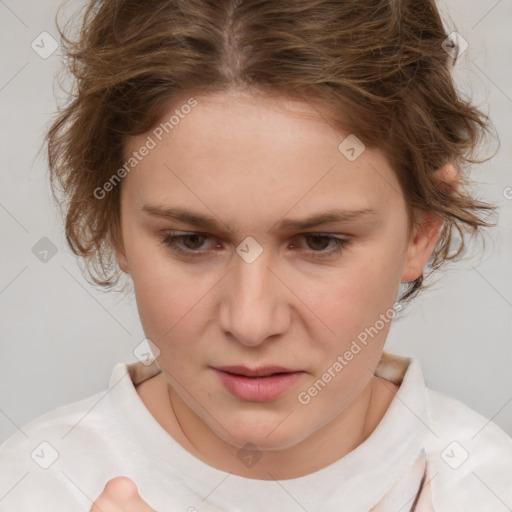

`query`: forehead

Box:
[121,91,404,222]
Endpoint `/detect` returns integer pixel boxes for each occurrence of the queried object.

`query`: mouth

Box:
[212,366,305,402]
[213,365,298,378]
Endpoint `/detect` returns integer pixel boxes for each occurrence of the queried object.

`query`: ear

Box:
[401,163,458,282]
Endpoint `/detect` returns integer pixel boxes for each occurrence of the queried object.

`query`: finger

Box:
[89,476,157,512]
[100,476,140,502]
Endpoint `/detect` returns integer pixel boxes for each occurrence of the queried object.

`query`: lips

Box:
[214,365,297,378]
[212,365,305,401]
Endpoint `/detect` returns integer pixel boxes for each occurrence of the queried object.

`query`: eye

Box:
[295,234,350,259]
[159,232,218,259]
[159,232,350,261]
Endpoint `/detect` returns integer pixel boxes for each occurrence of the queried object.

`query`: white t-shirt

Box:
[0,352,510,511]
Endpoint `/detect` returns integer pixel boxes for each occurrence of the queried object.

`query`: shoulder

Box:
[0,384,120,510]
[2,387,106,443]
[425,388,512,511]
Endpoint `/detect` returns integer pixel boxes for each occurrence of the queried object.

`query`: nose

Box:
[219,246,291,347]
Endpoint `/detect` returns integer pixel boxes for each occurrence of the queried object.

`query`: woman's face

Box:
[116,90,438,452]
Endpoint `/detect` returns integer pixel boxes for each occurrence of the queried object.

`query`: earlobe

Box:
[401,162,458,283]
[401,212,444,282]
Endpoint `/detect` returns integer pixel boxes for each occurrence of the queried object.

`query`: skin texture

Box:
[91,89,456,509]
[90,477,154,511]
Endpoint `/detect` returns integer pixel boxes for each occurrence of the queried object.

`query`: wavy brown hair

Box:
[43,0,498,306]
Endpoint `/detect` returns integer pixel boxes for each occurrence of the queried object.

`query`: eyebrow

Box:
[141,204,378,233]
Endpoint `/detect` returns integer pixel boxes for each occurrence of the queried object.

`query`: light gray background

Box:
[1,0,511,447]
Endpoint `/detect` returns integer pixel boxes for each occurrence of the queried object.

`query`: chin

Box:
[216,418,310,452]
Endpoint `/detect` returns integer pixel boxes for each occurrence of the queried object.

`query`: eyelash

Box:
[159,232,350,260]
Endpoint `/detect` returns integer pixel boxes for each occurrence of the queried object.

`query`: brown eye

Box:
[304,234,332,251]
[179,234,208,250]
[160,232,218,259]
[295,234,350,260]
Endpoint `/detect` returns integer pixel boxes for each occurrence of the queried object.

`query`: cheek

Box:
[125,238,195,340]
[127,248,223,364]
[300,255,400,332]
[133,274,202,343]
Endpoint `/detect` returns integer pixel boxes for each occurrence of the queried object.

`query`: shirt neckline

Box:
[107,351,431,510]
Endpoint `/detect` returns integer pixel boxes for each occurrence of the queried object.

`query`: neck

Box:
[165,375,397,480]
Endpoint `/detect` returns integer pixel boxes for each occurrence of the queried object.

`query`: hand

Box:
[90,476,157,512]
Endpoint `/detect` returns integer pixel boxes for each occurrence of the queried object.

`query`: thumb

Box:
[101,476,141,501]
[90,476,153,512]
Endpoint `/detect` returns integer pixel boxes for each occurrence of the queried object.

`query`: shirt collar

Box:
[111,351,432,511]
